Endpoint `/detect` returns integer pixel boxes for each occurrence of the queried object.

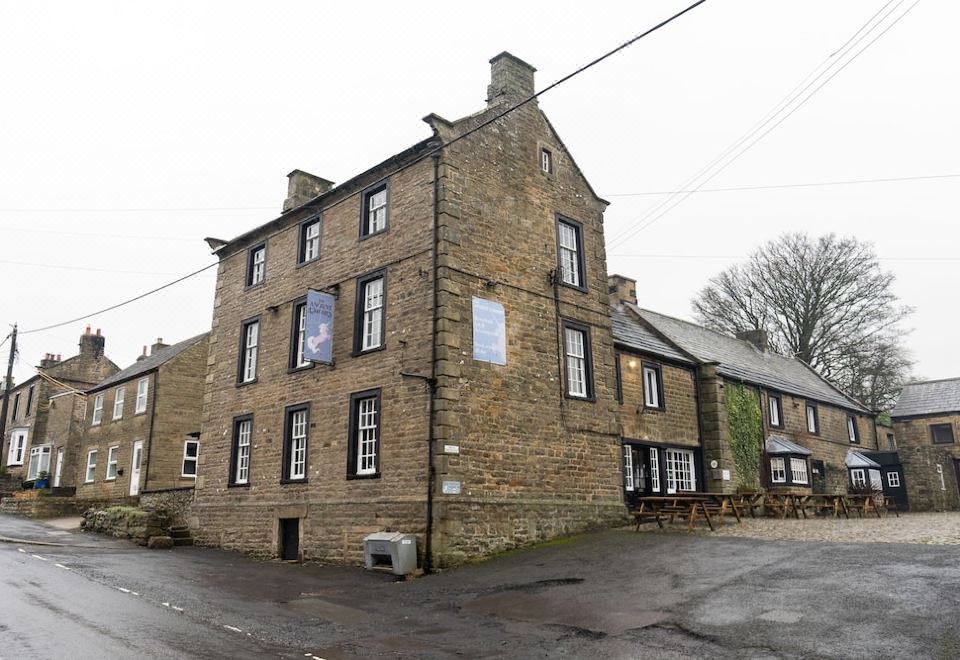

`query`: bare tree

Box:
[692,233,912,409]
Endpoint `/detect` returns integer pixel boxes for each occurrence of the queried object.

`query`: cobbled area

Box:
[677,511,960,545]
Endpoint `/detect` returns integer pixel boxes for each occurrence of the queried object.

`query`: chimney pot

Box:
[85,325,91,335]
[96,328,101,337]
[56,354,61,361]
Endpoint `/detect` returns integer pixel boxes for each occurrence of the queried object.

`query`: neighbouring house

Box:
[609,277,887,499]
[889,378,960,511]
[76,334,209,502]
[192,52,623,567]
[2,327,119,486]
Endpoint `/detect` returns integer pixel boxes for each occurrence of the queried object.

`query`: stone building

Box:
[609,278,883,499]
[2,327,118,485]
[76,334,209,500]
[192,52,623,567]
[889,378,960,511]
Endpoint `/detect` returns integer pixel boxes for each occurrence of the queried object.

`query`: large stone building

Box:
[2,327,118,485]
[76,334,209,499]
[192,53,623,567]
[889,378,960,510]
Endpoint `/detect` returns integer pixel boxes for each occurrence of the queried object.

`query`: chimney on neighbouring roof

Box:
[607,274,638,306]
[487,52,536,108]
[150,338,168,355]
[39,352,62,369]
[136,345,148,362]
[737,329,770,352]
[79,326,106,358]
[283,170,334,213]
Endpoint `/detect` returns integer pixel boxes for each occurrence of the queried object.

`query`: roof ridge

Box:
[902,376,960,386]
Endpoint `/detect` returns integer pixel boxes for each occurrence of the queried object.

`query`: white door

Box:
[53,447,64,487]
[130,440,143,496]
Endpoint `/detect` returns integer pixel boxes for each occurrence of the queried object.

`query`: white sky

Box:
[1,1,956,386]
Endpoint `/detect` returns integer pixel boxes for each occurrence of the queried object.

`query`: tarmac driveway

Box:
[1,514,958,659]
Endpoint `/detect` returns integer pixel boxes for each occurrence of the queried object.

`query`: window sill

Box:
[106,477,117,482]
[352,345,386,358]
[643,405,666,413]
[235,378,259,388]
[228,482,250,488]
[359,228,388,242]
[347,472,381,481]
[564,393,596,403]
[180,474,197,479]
[244,281,266,292]
[295,257,320,270]
[287,363,315,375]
[558,281,589,294]
[280,478,308,485]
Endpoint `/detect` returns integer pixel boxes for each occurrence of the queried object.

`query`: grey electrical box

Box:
[363,532,417,576]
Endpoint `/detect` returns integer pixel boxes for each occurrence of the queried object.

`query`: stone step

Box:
[172,537,194,546]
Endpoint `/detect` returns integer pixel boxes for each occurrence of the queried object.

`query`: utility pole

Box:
[0,323,18,470]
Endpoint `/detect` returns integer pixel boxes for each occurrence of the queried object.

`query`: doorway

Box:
[53,447,64,487]
[279,518,300,561]
[130,440,143,496]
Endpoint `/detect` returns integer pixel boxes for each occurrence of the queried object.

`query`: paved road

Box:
[1,514,959,658]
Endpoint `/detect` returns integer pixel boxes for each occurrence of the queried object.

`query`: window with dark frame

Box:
[246,244,266,287]
[931,423,955,445]
[540,148,553,174]
[361,183,388,237]
[298,217,321,264]
[768,393,783,428]
[556,216,586,290]
[289,299,311,370]
[847,415,860,443]
[770,454,810,487]
[805,403,819,434]
[282,404,309,482]
[562,320,594,400]
[238,317,260,384]
[182,439,199,477]
[25,385,34,417]
[354,271,385,354]
[229,415,253,486]
[614,352,624,404]
[11,392,20,420]
[348,389,381,478]
[642,363,664,410]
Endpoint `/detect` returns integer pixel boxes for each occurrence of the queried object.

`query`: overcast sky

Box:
[1,1,955,388]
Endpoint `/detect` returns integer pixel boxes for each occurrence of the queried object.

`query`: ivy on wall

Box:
[726,383,762,491]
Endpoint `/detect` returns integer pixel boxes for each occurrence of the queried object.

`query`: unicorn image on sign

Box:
[304,289,336,363]
[307,321,331,354]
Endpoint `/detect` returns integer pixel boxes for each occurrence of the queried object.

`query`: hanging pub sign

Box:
[472,297,506,365]
[304,289,336,364]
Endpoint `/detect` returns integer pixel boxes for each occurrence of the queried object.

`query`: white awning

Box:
[845,450,881,468]
[766,435,813,456]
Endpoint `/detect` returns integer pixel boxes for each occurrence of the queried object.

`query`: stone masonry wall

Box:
[893,415,960,511]
[618,353,699,447]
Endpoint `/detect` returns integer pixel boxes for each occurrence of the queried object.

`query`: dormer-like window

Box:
[247,244,266,287]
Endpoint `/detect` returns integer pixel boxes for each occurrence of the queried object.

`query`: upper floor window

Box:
[354,271,385,353]
[290,299,311,370]
[805,403,819,434]
[361,184,388,237]
[7,428,27,466]
[540,148,553,174]
[135,377,149,414]
[847,415,860,444]
[298,217,321,265]
[246,244,266,287]
[113,386,125,420]
[24,385,34,417]
[238,318,260,384]
[230,415,253,486]
[348,389,381,478]
[11,392,20,420]
[182,439,199,477]
[768,393,783,428]
[92,393,104,425]
[556,216,585,290]
[642,364,664,410]
[562,320,593,400]
[282,404,309,482]
[931,423,955,445]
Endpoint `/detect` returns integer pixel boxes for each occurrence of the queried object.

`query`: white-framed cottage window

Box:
[362,185,388,236]
[135,377,149,414]
[239,319,260,383]
[623,446,635,492]
[556,218,583,288]
[937,464,946,491]
[361,277,384,351]
[790,457,809,485]
[182,439,199,477]
[665,448,696,492]
[847,415,860,443]
[26,444,51,481]
[850,468,867,489]
[85,450,97,483]
[292,302,310,368]
[356,397,378,476]
[768,394,782,427]
[643,365,662,409]
[806,404,818,434]
[113,386,125,420]
[232,418,252,485]
[92,393,104,425]
[770,457,786,483]
[886,471,901,488]
[540,148,553,174]
[7,428,28,466]
[287,408,308,481]
[649,448,661,492]
[300,219,321,263]
[106,446,119,480]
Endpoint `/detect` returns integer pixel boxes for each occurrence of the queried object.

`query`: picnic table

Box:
[845,494,883,519]
[633,493,744,532]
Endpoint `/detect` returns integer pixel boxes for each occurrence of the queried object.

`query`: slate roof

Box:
[766,435,812,456]
[845,451,880,469]
[90,333,209,393]
[618,306,869,413]
[610,305,693,365]
[890,378,960,418]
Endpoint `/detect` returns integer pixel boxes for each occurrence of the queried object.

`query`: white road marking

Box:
[162,602,170,607]
[223,625,242,633]
[54,563,70,570]
[17,549,25,553]
[30,554,47,561]
[117,587,131,593]
[171,606,184,612]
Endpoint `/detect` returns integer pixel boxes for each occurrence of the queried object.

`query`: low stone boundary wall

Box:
[0,491,137,519]
[139,487,194,526]
[81,506,170,546]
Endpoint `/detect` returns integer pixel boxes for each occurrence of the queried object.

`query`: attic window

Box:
[931,423,955,445]
[540,148,553,174]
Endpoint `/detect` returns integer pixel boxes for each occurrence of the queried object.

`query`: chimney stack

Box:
[39,352,63,369]
[150,338,169,355]
[283,170,334,212]
[79,326,106,358]
[487,52,536,108]
[736,329,770,352]
[136,345,148,362]
[607,274,638,306]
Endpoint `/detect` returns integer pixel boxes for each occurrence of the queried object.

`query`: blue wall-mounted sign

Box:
[472,297,506,365]
[304,289,336,364]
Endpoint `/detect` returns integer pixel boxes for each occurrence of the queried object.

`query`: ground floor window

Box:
[106,446,119,480]
[622,445,635,491]
[182,439,199,477]
[850,468,866,489]
[664,448,696,492]
[7,428,28,466]
[768,453,810,488]
[886,471,901,488]
[650,448,661,492]
[27,445,51,481]
[770,457,786,483]
[622,442,696,500]
[790,457,809,485]
[85,450,97,483]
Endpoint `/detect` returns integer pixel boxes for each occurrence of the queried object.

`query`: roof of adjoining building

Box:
[766,435,812,456]
[613,305,870,413]
[90,333,209,393]
[610,305,693,365]
[890,378,960,418]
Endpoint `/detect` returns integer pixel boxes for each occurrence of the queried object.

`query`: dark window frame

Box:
[561,319,595,402]
[360,182,390,239]
[288,298,314,372]
[641,361,666,411]
[24,385,34,418]
[347,388,382,480]
[768,392,784,429]
[352,268,387,356]
[614,351,624,404]
[228,413,254,487]
[245,243,267,288]
[805,402,820,435]
[847,415,861,444]
[540,147,553,174]
[236,315,261,386]
[931,423,955,445]
[554,214,588,293]
[281,402,310,484]
[769,453,811,488]
[296,215,322,266]
[11,392,20,420]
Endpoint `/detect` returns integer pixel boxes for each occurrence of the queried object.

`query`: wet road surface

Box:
[1,513,959,658]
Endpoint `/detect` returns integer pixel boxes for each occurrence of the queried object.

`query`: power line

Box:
[608,253,960,262]
[0,225,198,242]
[16,1,710,337]
[0,205,275,213]
[604,172,960,196]
[0,258,211,276]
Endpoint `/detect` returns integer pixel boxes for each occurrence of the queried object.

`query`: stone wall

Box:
[618,353,699,447]
[893,415,960,510]
[140,487,195,526]
[82,505,169,545]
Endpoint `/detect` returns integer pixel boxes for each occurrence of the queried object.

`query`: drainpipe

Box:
[692,364,705,490]
[424,153,441,574]
[142,371,159,495]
